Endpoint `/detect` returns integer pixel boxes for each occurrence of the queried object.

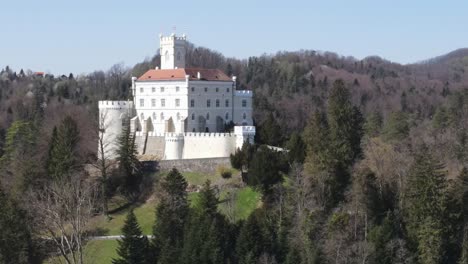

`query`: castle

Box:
[99,34,255,160]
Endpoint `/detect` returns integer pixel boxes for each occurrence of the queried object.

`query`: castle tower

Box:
[160,33,187,69]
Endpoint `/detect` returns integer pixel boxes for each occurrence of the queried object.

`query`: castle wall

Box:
[182,132,236,159]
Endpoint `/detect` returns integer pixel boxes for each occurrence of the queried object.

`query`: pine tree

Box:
[327,79,364,169]
[0,188,35,264]
[286,132,306,164]
[47,116,80,179]
[247,145,286,195]
[151,168,189,264]
[382,111,409,142]
[181,181,230,264]
[116,124,141,202]
[405,146,447,263]
[364,111,383,137]
[112,210,149,264]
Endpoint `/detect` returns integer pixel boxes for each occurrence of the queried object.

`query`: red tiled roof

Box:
[137,68,231,81]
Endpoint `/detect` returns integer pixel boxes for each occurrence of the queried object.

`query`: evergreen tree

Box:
[285,132,306,164]
[47,116,80,179]
[303,110,330,173]
[0,120,38,194]
[0,188,36,264]
[247,145,286,195]
[405,146,448,263]
[151,168,189,264]
[116,124,141,202]
[258,112,282,146]
[236,209,281,264]
[112,210,149,264]
[181,181,231,264]
[327,79,364,169]
[382,111,409,142]
[364,111,383,137]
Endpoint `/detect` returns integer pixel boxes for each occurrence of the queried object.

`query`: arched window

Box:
[140,113,145,120]
[160,112,164,120]
[176,112,180,120]
[152,112,156,120]
[206,112,210,120]
[191,113,195,120]
[225,112,229,120]
[176,51,181,61]
[243,112,247,120]
[165,50,169,62]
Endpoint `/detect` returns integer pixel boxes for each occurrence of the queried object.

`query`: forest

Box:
[1,42,468,264]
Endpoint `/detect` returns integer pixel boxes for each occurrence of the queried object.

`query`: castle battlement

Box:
[234,90,253,97]
[98,100,133,109]
[159,33,187,42]
[135,132,236,138]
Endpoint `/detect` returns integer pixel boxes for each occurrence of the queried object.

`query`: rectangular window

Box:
[191,87,195,92]
[140,99,144,107]
[204,87,208,92]
[175,99,180,107]
[161,99,165,107]
[190,99,195,107]
[176,86,180,92]
[140,87,144,93]
[207,99,211,107]
[160,87,165,92]
[225,99,229,107]
[152,87,155,93]
[242,100,247,107]
[227,88,230,93]
[216,87,219,92]
[216,100,220,107]
[151,99,156,107]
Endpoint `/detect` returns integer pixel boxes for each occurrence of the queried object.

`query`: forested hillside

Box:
[2,42,468,263]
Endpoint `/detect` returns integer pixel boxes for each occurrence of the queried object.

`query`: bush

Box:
[217,165,233,179]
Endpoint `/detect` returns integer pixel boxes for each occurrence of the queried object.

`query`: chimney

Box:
[155,66,159,70]
[197,71,201,79]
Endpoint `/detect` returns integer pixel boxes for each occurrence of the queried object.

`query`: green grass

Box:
[45,240,118,264]
[235,187,261,220]
[217,186,261,222]
[88,199,156,235]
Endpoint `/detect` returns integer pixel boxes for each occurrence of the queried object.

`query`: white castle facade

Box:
[99,34,255,160]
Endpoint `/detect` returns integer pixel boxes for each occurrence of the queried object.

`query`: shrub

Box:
[217,165,233,179]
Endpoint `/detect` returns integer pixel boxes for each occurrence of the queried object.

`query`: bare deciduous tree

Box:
[92,110,116,216]
[28,175,97,264]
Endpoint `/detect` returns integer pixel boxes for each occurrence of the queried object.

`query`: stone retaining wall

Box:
[142,157,231,174]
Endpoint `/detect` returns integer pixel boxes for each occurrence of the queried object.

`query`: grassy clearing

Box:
[46,240,118,264]
[88,198,156,236]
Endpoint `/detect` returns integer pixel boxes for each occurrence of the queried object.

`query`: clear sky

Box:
[1,0,467,75]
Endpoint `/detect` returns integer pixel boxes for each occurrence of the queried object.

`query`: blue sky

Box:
[1,0,467,75]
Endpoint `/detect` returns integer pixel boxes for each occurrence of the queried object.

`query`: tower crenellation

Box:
[160,33,187,70]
